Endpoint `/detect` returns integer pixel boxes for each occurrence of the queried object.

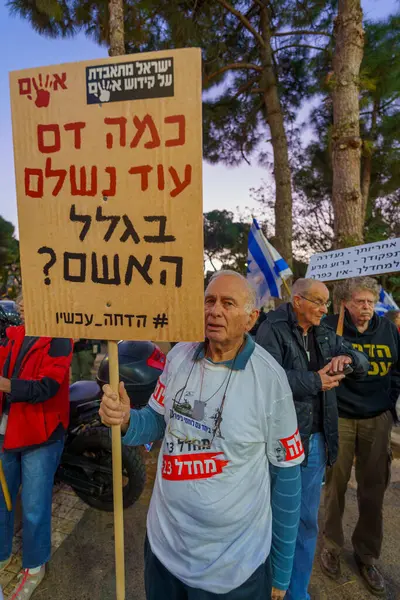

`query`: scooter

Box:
[56,341,165,511]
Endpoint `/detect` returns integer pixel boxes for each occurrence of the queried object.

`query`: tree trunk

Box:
[260,7,293,269]
[331,0,364,248]
[108,0,125,56]
[360,98,379,220]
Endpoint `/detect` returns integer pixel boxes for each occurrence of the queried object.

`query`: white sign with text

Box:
[305,238,400,282]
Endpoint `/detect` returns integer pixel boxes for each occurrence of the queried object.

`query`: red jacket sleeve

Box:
[10,338,73,404]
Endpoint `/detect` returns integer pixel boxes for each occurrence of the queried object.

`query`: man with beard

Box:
[320,277,400,597]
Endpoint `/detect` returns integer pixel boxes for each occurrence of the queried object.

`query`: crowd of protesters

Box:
[0,275,399,600]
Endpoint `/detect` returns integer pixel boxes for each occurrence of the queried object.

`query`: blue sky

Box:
[0,0,398,236]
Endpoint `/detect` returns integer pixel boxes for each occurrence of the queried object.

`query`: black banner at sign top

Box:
[86,57,174,104]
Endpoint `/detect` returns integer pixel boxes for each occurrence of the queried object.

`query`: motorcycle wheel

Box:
[68,428,146,511]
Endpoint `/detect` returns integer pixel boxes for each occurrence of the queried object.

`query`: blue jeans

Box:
[0,437,64,569]
[286,433,326,600]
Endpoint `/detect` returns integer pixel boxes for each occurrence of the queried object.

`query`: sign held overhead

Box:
[305,238,400,282]
[10,48,204,342]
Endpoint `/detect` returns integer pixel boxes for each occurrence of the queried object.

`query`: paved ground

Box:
[310,461,400,600]
[2,344,399,599]
[0,484,90,598]
[5,450,396,600]
[28,447,159,600]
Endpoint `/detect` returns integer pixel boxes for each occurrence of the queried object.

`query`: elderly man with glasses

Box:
[320,277,400,597]
[100,270,306,600]
[256,278,369,600]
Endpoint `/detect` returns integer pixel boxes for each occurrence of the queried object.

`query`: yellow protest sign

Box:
[10,48,204,342]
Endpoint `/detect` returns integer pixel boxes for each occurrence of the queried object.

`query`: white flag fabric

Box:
[375,287,399,316]
[247,219,292,306]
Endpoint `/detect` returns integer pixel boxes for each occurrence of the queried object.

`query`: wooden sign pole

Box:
[336,302,345,336]
[108,341,125,600]
[10,47,203,600]
[0,460,11,511]
[282,278,292,299]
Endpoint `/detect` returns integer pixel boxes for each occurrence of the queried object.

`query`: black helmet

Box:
[97,341,166,408]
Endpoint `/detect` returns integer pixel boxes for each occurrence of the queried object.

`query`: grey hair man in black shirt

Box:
[320,277,400,597]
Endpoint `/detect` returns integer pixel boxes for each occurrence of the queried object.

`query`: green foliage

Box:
[7,0,400,300]
[8,0,335,166]
[7,0,75,37]
[361,15,400,101]
[0,217,20,299]
[7,0,159,49]
[203,210,250,274]
[204,206,309,280]
[293,14,400,247]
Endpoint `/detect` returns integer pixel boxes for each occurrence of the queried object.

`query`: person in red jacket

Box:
[0,295,72,600]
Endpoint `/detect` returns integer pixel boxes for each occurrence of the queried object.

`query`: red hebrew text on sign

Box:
[11,49,204,341]
[24,117,192,200]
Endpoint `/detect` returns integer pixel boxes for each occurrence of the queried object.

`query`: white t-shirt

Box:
[147,338,304,594]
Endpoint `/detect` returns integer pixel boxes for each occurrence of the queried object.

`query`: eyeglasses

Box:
[299,295,331,308]
[353,299,374,307]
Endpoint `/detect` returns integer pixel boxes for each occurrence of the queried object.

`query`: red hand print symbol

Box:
[28,74,54,108]
[18,72,67,107]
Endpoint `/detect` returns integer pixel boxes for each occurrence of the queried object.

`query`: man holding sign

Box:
[321,277,400,597]
[9,47,205,600]
[100,271,305,599]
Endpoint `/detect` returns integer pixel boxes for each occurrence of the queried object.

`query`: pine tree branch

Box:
[232,77,261,99]
[272,30,331,37]
[206,62,263,82]
[215,0,267,49]
[274,43,328,53]
[240,145,251,165]
[378,94,400,113]
[252,0,269,9]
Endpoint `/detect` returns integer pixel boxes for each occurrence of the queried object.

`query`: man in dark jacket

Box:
[0,295,73,600]
[320,277,400,597]
[256,278,369,600]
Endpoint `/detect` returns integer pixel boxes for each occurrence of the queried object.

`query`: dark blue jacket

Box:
[325,310,400,419]
[256,304,370,465]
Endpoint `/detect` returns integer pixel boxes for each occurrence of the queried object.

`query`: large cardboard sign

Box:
[10,49,204,341]
[305,238,400,282]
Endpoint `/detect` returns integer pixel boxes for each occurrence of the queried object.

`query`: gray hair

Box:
[291,278,315,301]
[208,270,257,314]
[334,277,380,304]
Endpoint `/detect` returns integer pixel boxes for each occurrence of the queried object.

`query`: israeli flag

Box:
[375,287,399,316]
[247,219,292,306]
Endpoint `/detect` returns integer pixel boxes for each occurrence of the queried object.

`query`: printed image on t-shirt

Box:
[160,365,233,482]
[169,380,226,444]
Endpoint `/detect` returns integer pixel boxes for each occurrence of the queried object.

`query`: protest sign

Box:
[305,238,400,282]
[9,49,204,342]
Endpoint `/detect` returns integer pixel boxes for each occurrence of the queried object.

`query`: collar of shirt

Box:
[193,334,255,371]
